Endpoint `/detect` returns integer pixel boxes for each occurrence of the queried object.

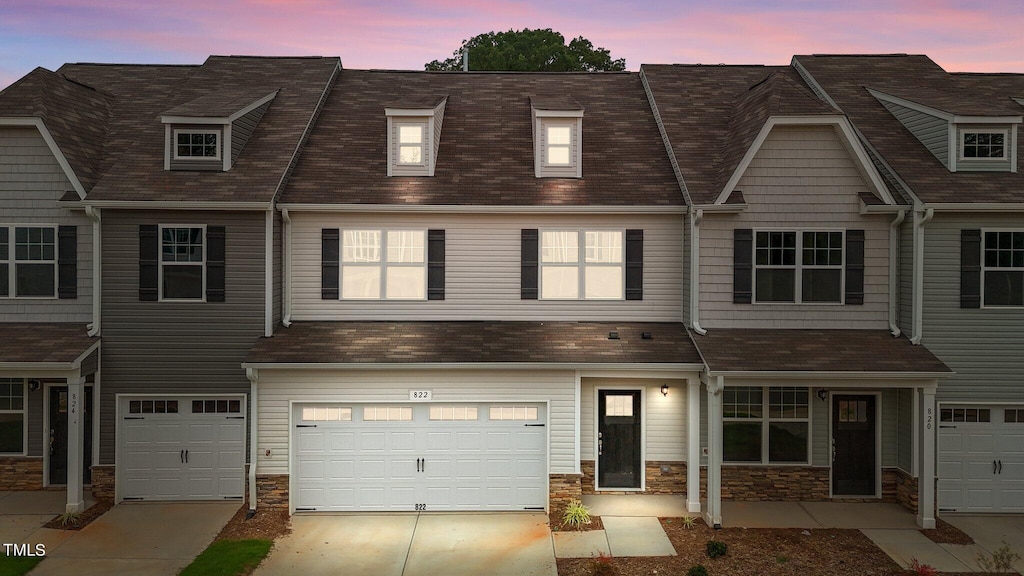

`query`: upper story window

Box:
[0,378,25,454]
[531,96,583,178]
[340,229,426,300]
[160,225,205,301]
[754,230,843,304]
[385,96,446,177]
[397,124,426,165]
[0,225,56,298]
[545,125,573,166]
[540,230,623,300]
[983,230,1024,307]
[173,130,221,160]
[961,129,1007,160]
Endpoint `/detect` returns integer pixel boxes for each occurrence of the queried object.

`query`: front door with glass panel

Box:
[49,386,93,485]
[597,390,641,489]
[832,394,876,496]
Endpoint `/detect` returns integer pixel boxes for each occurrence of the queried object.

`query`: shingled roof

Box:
[0,324,98,366]
[795,54,1024,204]
[641,65,840,205]
[280,70,683,206]
[246,321,702,365]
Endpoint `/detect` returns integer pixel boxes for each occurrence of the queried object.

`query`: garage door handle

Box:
[185,450,189,464]
[180,449,184,464]
[994,460,998,474]
[998,460,1002,474]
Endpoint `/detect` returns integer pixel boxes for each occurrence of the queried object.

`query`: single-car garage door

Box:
[293,403,547,512]
[938,405,1024,513]
[119,396,246,501]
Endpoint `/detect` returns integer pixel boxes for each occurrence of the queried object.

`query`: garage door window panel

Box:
[429,406,478,421]
[941,408,991,423]
[489,406,539,421]
[983,231,1024,307]
[302,406,352,422]
[363,406,413,421]
[129,400,178,414]
[192,399,241,414]
[0,379,25,454]
[1006,409,1024,423]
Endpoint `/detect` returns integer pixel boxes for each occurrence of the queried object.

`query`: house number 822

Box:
[410,390,432,401]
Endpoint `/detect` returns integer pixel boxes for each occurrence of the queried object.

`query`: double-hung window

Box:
[0,226,57,298]
[174,130,220,160]
[540,230,623,299]
[983,231,1024,307]
[397,124,425,166]
[160,226,205,300]
[341,229,425,300]
[545,125,573,166]
[961,130,1007,160]
[755,230,843,303]
[723,386,810,464]
[0,378,25,454]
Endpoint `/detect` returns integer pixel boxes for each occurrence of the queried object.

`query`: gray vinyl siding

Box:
[699,125,892,328]
[878,100,950,169]
[168,125,224,171]
[432,103,445,162]
[0,127,93,323]
[954,124,1014,172]
[881,389,897,468]
[98,210,266,463]
[231,102,271,165]
[254,369,576,476]
[26,380,43,456]
[811,396,828,467]
[290,213,683,322]
[897,388,913,473]
[921,212,1024,403]
[899,218,915,335]
[80,348,98,377]
[273,210,282,327]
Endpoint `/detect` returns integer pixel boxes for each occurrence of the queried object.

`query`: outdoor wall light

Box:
[28,379,41,392]
[817,389,828,401]
[661,384,669,397]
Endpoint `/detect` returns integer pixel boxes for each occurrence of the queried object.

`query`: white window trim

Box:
[535,116,583,178]
[395,122,427,167]
[0,378,27,456]
[543,123,574,167]
[980,228,1024,309]
[722,386,812,466]
[172,129,222,161]
[338,228,427,301]
[958,128,1009,162]
[0,224,58,300]
[539,229,625,301]
[158,224,207,303]
[752,228,846,305]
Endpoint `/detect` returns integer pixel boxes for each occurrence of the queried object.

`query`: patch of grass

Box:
[0,556,44,576]
[178,539,272,576]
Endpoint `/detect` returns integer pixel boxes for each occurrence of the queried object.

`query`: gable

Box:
[0,126,74,205]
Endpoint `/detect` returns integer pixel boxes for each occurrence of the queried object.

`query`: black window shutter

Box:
[625,229,643,300]
[57,225,77,299]
[960,229,982,309]
[521,229,539,300]
[427,229,445,300]
[845,230,865,305]
[138,225,159,301]
[322,229,339,300]
[733,228,753,304]
[206,226,226,302]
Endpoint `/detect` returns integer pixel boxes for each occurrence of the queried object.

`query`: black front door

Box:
[832,394,875,496]
[598,390,641,488]
[48,386,93,485]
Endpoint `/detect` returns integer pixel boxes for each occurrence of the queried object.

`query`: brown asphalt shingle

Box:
[280,70,683,206]
[246,321,701,364]
[795,54,1024,204]
[692,329,951,374]
[161,86,278,118]
[0,324,97,364]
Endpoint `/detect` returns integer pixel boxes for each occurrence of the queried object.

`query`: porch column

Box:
[917,386,937,529]
[65,374,86,513]
[705,375,724,528]
[687,377,701,513]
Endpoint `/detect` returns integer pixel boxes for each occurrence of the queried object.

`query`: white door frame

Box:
[42,381,94,488]
[828,391,882,499]
[593,385,646,492]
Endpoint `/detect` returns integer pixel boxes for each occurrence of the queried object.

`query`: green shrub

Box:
[687,565,709,576]
[561,499,592,530]
[706,539,728,558]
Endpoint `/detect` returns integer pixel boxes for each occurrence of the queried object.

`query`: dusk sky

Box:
[2,0,1023,89]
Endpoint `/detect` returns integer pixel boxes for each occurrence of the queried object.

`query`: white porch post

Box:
[65,373,86,513]
[917,386,937,529]
[705,375,724,528]
[687,377,701,513]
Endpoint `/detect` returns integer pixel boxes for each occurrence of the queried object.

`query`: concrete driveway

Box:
[28,502,238,576]
[254,513,556,576]
[944,515,1024,573]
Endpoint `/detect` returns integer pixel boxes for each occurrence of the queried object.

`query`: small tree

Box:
[425,28,626,72]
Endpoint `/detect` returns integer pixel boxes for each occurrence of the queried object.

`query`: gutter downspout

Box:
[246,367,259,517]
[911,207,934,344]
[888,209,906,337]
[690,209,707,335]
[281,208,292,327]
[264,209,273,337]
[85,206,101,337]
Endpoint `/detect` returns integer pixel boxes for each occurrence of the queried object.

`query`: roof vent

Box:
[641,332,653,340]
[608,331,620,340]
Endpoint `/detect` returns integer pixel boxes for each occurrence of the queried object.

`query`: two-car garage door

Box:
[293,403,547,512]
[938,405,1024,513]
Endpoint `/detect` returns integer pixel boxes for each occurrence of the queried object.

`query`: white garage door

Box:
[938,405,1024,513]
[119,397,246,501]
[293,403,547,512]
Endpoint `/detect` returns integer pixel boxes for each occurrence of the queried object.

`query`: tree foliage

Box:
[425,29,626,72]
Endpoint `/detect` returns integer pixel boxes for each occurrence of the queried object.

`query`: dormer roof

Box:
[160,87,278,123]
[530,95,584,114]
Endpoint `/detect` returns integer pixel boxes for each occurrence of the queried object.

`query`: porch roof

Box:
[245,321,702,366]
[0,323,97,367]
[691,329,951,376]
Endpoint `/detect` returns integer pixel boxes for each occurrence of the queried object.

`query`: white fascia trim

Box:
[705,370,952,380]
[926,203,1024,212]
[241,362,707,371]
[385,99,447,118]
[861,203,911,214]
[790,57,841,110]
[80,200,271,210]
[532,109,585,118]
[954,115,1023,124]
[868,89,955,122]
[0,117,86,199]
[160,116,229,125]
[691,203,747,213]
[275,203,687,214]
[715,115,896,206]
[228,91,279,122]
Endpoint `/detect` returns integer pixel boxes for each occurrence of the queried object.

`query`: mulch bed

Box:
[213,504,291,543]
[42,500,112,531]
[550,513,605,532]
[921,518,974,545]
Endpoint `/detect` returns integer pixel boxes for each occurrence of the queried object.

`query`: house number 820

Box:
[926,407,933,430]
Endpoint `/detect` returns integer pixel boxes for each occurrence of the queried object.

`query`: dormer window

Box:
[531,95,583,178]
[961,129,1006,160]
[545,125,573,166]
[397,124,426,165]
[174,130,221,160]
[385,96,447,177]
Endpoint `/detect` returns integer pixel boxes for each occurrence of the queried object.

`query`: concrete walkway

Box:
[256,513,556,576]
[721,501,918,529]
